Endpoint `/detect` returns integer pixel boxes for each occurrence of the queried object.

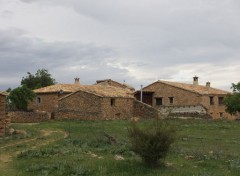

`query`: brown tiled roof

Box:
[144,80,229,95]
[34,84,134,98]
[34,84,82,93]
[0,91,9,96]
[96,79,135,91]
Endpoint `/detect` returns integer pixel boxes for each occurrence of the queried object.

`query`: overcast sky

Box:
[0,0,239,91]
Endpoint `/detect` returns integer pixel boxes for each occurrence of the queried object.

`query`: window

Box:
[36,97,41,104]
[156,97,163,106]
[220,112,224,118]
[218,97,224,105]
[111,98,115,106]
[169,97,174,105]
[209,96,214,105]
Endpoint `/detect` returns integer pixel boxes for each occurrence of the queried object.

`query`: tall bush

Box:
[128,119,176,167]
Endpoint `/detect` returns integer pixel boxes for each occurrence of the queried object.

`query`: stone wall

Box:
[143,82,236,120]
[0,117,11,137]
[56,91,104,120]
[0,94,7,118]
[201,95,235,119]
[56,90,134,120]
[159,105,210,118]
[9,111,51,123]
[0,94,9,137]
[146,82,201,106]
[133,100,160,119]
[102,97,134,119]
[28,93,68,113]
[159,105,207,114]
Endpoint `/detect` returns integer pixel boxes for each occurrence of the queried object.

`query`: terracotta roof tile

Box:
[34,84,82,93]
[96,79,135,91]
[34,84,134,98]
[0,91,9,96]
[144,80,229,95]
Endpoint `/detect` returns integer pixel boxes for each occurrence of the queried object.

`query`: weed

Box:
[26,160,92,176]
[128,119,176,167]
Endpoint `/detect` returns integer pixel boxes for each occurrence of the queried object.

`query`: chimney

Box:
[193,76,199,86]
[206,82,211,88]
[74,78,80,84]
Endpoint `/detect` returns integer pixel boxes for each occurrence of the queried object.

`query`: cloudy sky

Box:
[0,0,239,91]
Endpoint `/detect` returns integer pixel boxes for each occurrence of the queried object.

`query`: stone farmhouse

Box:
[0,91,9,136]
[56,85,134,120]
[28,78,139,119]
[135,76,235,119]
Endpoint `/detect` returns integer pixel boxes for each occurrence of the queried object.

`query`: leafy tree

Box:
[8,85,35,111]
[6,88,12,93]
[21,69,56,90]
[224,82,240,115]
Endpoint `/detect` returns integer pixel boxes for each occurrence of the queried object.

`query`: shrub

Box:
[128,119,176,167]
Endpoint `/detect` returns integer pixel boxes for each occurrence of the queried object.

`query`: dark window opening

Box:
[220,112,224,118]
[210,96,214,105]
[36,97,41,104]
[51,112,55,119]
[156,98,163,106]
[169,97,174,105]
[111,98,115,106]
[115,113,121,118]
[218,97,224,105]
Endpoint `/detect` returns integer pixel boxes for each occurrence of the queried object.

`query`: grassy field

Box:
[0,119,240,176]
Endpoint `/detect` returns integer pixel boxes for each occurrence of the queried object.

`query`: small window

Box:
[111,98,115,106]
[169,97,174,105]
[210,96,214,105]
[218,97,224,105]
[220,112,224,118]
[156,98,163,106]
[36,97,41,104]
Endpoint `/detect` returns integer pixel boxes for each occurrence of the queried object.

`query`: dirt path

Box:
[0,129,68,150]
[0,129,68,170]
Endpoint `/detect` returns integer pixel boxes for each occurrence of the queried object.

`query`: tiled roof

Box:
[0,91,9,96]
[96,79,135,91]
[34,84,82,93]
[34,84,134,98]
[144,80,229,95]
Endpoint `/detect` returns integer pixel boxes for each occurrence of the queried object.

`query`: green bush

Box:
[128,120,176,167]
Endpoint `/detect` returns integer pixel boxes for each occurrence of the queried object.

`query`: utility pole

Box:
[140,85,143,102]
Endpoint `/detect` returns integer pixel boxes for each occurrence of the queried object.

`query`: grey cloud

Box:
[0,29,136,90]
[1,0,240,91]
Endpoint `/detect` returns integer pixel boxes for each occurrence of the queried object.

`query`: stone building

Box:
[0,91,8,118]
[96,79,135,91]
[28,78,83,115]
[0,91,9,137]
[135,76,235,119]
[57,85,135,120]
[29,78,136,119]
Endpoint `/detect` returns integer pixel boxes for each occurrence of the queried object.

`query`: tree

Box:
[8,85,35,111]
[21,69,56,90]
[224,82,240,115]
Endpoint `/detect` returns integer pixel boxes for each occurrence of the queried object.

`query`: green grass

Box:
[0,119,240,176]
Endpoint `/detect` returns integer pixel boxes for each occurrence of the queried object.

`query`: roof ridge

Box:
[144,80,229,95]
[157,80,203,95]
[160,80,229,92]
[33,83,134,98]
